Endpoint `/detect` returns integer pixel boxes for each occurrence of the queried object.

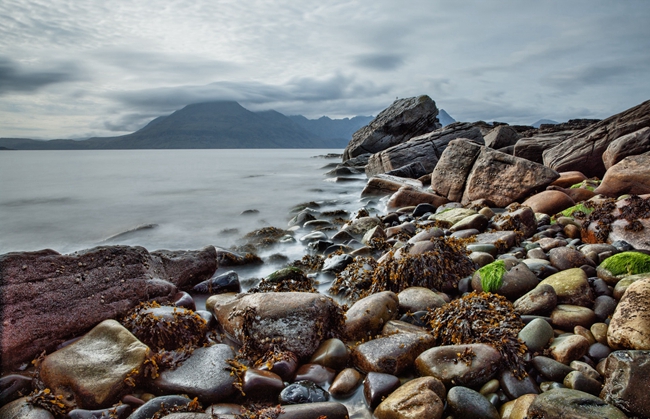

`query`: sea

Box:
[0,149,369,257]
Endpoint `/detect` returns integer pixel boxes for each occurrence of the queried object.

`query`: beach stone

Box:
[344,291,399,341]
[528,388,628,419]
[385,222,416,239]
[341,216,384,238]
[363,372,401,410]
[386,186,449,210]
[494,206,538,238]
[539,268,594,307]
[446,386,500,419]
[293,364,336,386]
[361,175,423,197]
[67,405,132,419]
[430,138,485,202]
[593,295,617,321]
[591,323,609,345]
[428,207,477,227]
[158,414,210,419]
[0,374,32,406]
[329,368,363,396]
[474,231,519,253]
[563,370,602,396]
[415,344,502,388]
[595,154,650,197]
[279,380,329,404]
[467,243,498,257]
[211,292,343,360]
[551,305,597,331]
[277,402,349,419]
[0,397,54,419]
[537,237,567,252]
[128,395,192,419]
[398,287,446,313]
[601,350,650,418]
[574,325,597,346]
[522,190,576,215]
[151,344,236,403]
[0,246,200,370]
[518,317,554,353]
[192,270,240,294]
[241,368,284,398]
[351,332,434,375]
[39,319,148,410]
[322,254,354,274]
[472,261,538,300]
[361,225,387,245]
[470,251,494,268]
[450,213,489,233]
[257,351,299,382]
[550,171,589,188]
[613,274,648,299]
[608,277,650,350]
[543,98,650,178]
[548,247,595,271]
[412,203,437,217]
[374,376,445,419]
[549,334,590,364]
[499,369,540,399]
[507,394,537,419]
[602,127,650,169]
[514,284,558,315]
[582,195,650,251]
[532,356,575,381]
[343,95,441,161]
[309,338,348,371]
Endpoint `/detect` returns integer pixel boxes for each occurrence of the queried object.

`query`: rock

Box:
[581,195,650,251]
[548,247,595,271]
[386,186,449,210]
[548,334,590,364]
[430,138,484,202]
[544,99,650,178]
[563,370,602,396]
[0,246,207,370]
[363,372,401,410]
[594,154,650,197]
[361,175,423,197]
[462,146,560,207]
[351,332,434,375]
[344,291,399,341]
[492,206,538,238]
[446,386,500,419]
[484,125,521,149]
[211,292,343,360]
[601,350,650,418]
[550,171,589,188]
[148,246,218,289]
[322,254,354,274]
[531,356,575,381]
[398,287,447,313]
[471,261,538,301]
[518,317,554,352]
[539,268,594,307]
[374,377,445,419]
[329,368,363,396]
[341,216,385,238]
[0,397,55,419]
[277,402,349,419]
[603,127,650,169]
[513,133,566,164]
[428,207,477,227]
[343,95,441,161]
[384,161,430,179]
[415,344,502,388]
[450,213,489,233]
[39,320,149,409]
[499,369,540,399]
[365,122,483,176]
[593,295,617,321]
[279,380,329,404]
[551,305,597,331]
[309,338,349,371]
[522,190,575,215]
[128,395,192,419]
[0,374,32,406]
[361,225,387,245]
[67,405,132,419]
[513,284,558,315]
[528,388,628,419]
[608,277,650,350]
[150,344,236,404]
[192,270,240,294]
[293,364,336,386]
[474,231,519,252]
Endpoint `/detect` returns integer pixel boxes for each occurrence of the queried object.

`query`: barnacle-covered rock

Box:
[581,195,650,250]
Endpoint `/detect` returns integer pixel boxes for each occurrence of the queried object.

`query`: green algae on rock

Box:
[600,251,650,276]
[478,260,506,293]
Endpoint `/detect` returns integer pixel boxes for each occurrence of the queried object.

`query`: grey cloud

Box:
[0,56,82,95]
[102,112,164,133]
[542,62,647,91]
[353,53,405,71]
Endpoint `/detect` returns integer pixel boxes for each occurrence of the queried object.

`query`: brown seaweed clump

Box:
[426,291,528,379]
[26,388,69,417]
[242,226,288,248]
[368,237,475,296]
[289,254,324,273]
[581,195,650,242]
[329,256,378,302]
[248,267,317,293]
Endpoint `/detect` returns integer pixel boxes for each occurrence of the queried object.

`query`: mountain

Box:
[289,115,374,141]
[0,101,361,150]
[531,119,559,128]
[437,109,456,127]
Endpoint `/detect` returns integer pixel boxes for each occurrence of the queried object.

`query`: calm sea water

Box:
[0,149,367,257]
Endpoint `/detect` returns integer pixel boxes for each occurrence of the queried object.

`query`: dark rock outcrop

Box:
[343,96,441,161]
[365,122,483,176]
[0,245,217,371]
[543,99,650,178]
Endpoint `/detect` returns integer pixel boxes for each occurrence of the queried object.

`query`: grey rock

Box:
[484,125,521,149]
[527,388,628,419]
[519,317,554,352]
[446,386,499,419]
[601,350,650,419]
[514,284,558,315]
[602,126,650,169]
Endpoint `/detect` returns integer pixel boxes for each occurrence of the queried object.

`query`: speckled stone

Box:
[601,350,650,419]
[416,344,502,388]
[550,305,597,331]
[374,376,445,419]
[345,291,399,341]
[514,284,558,315]
[549,334,590,365]
[352,331,434,375]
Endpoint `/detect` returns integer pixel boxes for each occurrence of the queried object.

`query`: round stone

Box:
[309,338,349,371]
[279,380,329,405]
[446,386,499,419]
[518,317,554,353]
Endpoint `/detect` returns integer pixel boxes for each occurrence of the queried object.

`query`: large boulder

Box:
[430,139,483,202]
[484,125,520,150]
[608,277,650,350]
[365,122,484,176]
[343,95,441,161]
[602,127,650,169]
[543,99,650,178]
[594,154,650,197]
[0,245,216,371]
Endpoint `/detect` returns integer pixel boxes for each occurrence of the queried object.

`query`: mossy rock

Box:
[477,260,506,293]
[599,251,650,277]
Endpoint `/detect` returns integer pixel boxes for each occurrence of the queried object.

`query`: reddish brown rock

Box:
[522,190,575,215]
[543,99,650,178]
[430,138,484,202]
[561,186,597,203]
[345,291,399,342]
[361,175,423,197]
[603,127,650,169]
[550,171,589,188]
[484,125,521,149]
[386,186,449,210]
[0,245,216,371]
[594,154,650,197]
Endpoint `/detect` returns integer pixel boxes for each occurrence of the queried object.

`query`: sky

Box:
[1,0,649,139]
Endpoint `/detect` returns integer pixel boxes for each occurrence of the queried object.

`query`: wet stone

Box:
[591,322,609,345]
[513,284,558,315]
[128,395,193,419]
[277,402,349,419]
[293,364,336,386]
[322,254,354,274]
[602,350,650,418]
[466,243,498,257]
[539,268,594,307]
[363,372,401,410]
[569,360,601,381]
[0,374,32,406]
[398,286,447,313]
[309,338,349,371]
[446,386,500,419]
[329,368,363,396]
[279,380,329,405]
[173,291,196,311]
[192,270,241,294]
[563,370,602,396]
[527,388,628,419]
[549,334,590,364]
[548,247,595,271]
[550,305,597,331]
[518,317,554,353]
[242,368,284,399]
[257,351,299,382]
[0,397,55,419]
[608,277,650,350]
[573,325,597,345]
[470,251,495,268]
[588,342,611,361]
[344,291,399,341]
[499,369,540,400]
[351,331,435,376]
[532,356,575,382]
[374,376,445,419]
[67,405,132,419]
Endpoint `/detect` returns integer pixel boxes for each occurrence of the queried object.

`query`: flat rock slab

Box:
[0,245,215,371]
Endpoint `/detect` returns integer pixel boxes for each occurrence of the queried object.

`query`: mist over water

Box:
[0,149,367,257]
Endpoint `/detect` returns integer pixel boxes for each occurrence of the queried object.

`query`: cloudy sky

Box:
[1,0,649,139]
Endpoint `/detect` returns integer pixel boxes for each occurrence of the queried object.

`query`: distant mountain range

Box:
[531,119,559,128]
[0,101,375,150]
[437,109,455,127]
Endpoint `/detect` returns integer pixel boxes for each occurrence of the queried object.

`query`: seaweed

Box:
[289,254,324,273]
[581,195,650,243]
[478,260,506,293]
[248,267,317,293]
[559,203,596,218]
[426,291,528,379]
[26,388,70,416]
[329,256,378,302]
[600,251,650,276]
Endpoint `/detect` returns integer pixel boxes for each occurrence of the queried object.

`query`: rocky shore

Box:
[2,95,650,419]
